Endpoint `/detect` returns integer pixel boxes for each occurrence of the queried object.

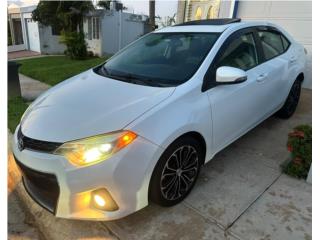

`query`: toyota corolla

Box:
[12,19,306,220]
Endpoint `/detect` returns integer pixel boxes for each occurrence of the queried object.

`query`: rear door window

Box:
[257,30,289,60]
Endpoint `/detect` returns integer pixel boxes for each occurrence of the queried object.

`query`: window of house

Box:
[258,30,285,60]
[88,17,92,40]
[51,25,62,36]
[207,6,214,19]
[195,7,202,20]
[93,17,100,39]
[87,17,100,40]
[217,33,258,71]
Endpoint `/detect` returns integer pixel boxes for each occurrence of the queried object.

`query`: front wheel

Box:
[149,137,203,206]
[276,79,301,119]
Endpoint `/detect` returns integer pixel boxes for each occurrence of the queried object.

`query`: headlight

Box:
[54,131,137,166]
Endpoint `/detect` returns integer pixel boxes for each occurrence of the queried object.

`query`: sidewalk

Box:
[19,74,50,101]
[8,78,312,240]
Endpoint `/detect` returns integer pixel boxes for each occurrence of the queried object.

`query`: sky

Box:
[8,0,179,18]
[122,0,178,18]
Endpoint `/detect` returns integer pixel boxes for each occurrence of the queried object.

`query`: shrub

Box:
[283,125,312,179]
[60,31,88,59]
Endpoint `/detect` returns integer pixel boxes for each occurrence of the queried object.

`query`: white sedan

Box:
[12,19,306,220]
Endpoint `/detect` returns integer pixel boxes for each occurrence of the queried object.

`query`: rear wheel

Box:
[149,137,203,206]
[276,79,301,119]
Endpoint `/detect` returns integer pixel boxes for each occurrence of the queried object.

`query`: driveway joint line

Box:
[226,172,283,233]
[99,222,120,240]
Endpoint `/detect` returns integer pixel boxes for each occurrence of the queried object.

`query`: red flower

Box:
[293,157,302,165]
[287,144,293,152]
[289,130,305,138]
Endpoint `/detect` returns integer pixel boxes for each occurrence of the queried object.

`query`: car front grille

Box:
[17,127,62,153]
[14,155,60,214]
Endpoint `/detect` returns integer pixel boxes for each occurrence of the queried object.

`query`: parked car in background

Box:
[12,19,306,220]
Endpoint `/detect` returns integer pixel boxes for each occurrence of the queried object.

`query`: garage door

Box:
[237,1,312,89]
[26,18,41,53]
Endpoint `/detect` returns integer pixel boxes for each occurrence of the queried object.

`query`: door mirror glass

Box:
[216,66,247,84]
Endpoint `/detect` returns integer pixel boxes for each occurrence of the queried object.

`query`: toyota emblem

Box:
[18,137,24,151]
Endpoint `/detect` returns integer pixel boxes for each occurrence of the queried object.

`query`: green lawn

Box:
[8,97,29,133]
[17,56,109,86]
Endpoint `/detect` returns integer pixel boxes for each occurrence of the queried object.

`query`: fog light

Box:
[91,188,119,211]
[94,194,106,207]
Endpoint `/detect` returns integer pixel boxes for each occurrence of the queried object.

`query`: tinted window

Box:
[258,31,284,60]
[281,35,290,51]
[102,33,220,87]
[217,33,258,71]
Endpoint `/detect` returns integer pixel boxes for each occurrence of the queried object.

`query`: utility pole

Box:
[149,0,155,30]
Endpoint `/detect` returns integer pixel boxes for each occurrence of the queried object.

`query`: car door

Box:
[256,27,294,109]
[204,28,275,153]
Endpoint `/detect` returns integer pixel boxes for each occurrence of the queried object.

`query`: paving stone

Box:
[229,175,311,240]
[185,147,281,228]
[105,204,227,240]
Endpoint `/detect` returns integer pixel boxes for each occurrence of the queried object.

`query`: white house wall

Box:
[120,14,145,48]
[101,12,121,55]
[101,11,145,55]
[237,1,312,89]
[38,26,66,54]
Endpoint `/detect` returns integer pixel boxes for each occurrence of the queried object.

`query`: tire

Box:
[276,79,302,119]
[149,136,203,206]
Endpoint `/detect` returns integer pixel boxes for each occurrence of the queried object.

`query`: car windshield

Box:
[99,32,220,87]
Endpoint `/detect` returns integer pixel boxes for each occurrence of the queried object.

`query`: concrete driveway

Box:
[8,89,311,240]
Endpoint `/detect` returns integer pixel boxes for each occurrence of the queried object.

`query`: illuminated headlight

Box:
[54,131,137,166]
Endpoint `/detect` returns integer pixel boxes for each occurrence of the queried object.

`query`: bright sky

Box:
[8,0,179,18]
[122,0,178,18]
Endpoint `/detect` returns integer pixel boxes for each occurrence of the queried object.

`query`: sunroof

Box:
[175,18,241,26]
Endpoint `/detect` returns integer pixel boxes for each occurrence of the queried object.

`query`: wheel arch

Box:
[172,131,207,166]
[296,72,304,83]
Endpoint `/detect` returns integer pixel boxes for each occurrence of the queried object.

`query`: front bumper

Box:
[12,126,163,220]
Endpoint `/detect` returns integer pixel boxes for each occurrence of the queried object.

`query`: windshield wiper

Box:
[108,70,165,87]
[100,66,171,87]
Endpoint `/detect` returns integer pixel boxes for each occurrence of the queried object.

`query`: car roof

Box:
[156,20,271,33]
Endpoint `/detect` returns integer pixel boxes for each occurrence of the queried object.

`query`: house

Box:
[8,4,67,54]
[8,3,149,57]
[83,9,148,56]
[176,0,312,89]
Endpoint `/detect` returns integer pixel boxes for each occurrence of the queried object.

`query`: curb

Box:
[8,132,118,240]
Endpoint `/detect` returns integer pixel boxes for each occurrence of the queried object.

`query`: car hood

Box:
[21,69,175,142]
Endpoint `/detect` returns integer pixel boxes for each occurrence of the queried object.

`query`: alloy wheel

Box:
[287,81,301,114]
[160,145,199,201]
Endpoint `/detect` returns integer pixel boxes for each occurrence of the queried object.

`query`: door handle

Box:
[256,73,268,82]
[290,56,297,63]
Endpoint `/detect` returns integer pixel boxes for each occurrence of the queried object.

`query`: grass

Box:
[8,97,29,133]
[17,55,109,86]
[8,56,109,132]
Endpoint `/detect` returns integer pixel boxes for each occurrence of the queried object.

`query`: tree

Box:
[97,1,127,11]
[157,13,176,28]
[97,0,111,10]
[32,1,94,59]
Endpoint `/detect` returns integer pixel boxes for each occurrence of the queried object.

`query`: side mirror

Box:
[216,66,247,84]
